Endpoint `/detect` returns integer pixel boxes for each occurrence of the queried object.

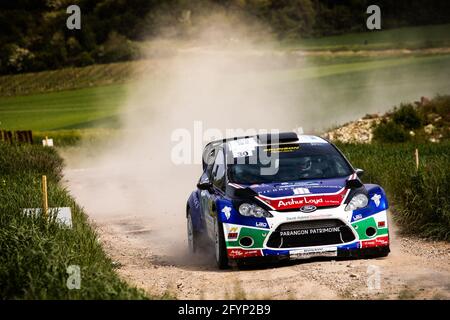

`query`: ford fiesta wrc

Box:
[186,132,390,269]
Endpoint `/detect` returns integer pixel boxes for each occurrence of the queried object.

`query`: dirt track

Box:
[64,167,450,300]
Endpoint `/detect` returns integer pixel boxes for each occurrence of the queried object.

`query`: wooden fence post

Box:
[42,175,48,218]
[415,148,419,172]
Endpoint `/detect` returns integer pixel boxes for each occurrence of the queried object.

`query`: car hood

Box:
[232,176,352,210]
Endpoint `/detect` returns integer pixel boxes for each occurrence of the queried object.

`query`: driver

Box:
[298,157,312,172]
[297,156,323,178]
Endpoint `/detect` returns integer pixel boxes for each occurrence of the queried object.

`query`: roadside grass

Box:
[0,143,149,299]
[339,142,450,241]
[281,23,450,51]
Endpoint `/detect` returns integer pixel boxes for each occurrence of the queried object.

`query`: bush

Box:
[373,120,410,143]
[392,104,422,129]
[98,32,140,63]
[74,52,96,67]
[5,45,35,73]
[420,95,450,123]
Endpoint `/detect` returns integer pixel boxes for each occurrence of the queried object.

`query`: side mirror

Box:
[355,168,364,178]
[197,180,213,191]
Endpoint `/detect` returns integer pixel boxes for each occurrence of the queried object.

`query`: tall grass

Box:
[340,142,450,241]
[0,143,148,299]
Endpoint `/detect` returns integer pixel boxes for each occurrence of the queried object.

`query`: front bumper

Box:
[223,208,390,261]
[229,246,390,266]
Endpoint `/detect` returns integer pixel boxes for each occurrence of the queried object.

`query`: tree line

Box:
[1,0,449,74]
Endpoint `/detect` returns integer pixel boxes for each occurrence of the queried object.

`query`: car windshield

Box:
[227,143,353,184]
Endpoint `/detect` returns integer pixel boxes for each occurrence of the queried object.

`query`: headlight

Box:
[345,193,369,211]
[239,203,272,218]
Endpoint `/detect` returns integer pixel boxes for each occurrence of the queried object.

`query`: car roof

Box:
[204,132,328,149]
[201,132,330,169]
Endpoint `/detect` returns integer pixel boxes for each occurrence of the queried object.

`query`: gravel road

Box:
[64,166,450,300]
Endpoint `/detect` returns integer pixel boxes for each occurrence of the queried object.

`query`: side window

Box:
[205,148,216,179]
[212,149,226,191]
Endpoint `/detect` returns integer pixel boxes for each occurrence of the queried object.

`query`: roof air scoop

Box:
[257,132,298,144]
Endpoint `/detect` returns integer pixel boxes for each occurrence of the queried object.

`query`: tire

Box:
[366,246,390,258]
[187,210,199,254]
[214,217,229,269]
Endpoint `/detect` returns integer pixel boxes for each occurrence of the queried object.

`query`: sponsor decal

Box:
[228,232,238,239]
[263,146,300,153]
[361,235,389,248]
[227,227,239,239]
[228,138,257,158]
[255,187,348,210]
[378,221,386,228]
[235,150,252,157]
[221,206,232,220]
[258,192,345,210]
[286,213,333,221]
[193,195,200,209]
[290,247,337,259]
[299,205,317,213]
[257,184,342,195]
[293,187,310,195]
[227,248,262,259]
[353,213,363,221]
[371,194,381,207]
[255,222,268,228]
[280,227,340,237]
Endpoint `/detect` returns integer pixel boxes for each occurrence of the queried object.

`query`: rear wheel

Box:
[214,218,229,269]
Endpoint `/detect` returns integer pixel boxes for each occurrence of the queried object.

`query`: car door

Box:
[201,147,226,241]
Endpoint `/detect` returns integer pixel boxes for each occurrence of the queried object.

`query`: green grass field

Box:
[0,84,128,130]
[283,23,450,50]
[1,53,450,132]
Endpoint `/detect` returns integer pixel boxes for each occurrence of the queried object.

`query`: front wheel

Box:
[187,211,199,253]
[371,247,390,258]
[214,218,228,269]
[364,246,390,258]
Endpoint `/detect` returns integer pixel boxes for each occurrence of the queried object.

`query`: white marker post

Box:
[23,176,72,227]
[43,136,54,147]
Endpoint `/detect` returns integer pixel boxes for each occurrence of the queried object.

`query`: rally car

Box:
[186,132,390,268]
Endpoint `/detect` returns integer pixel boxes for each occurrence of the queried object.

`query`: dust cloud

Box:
[64,16,309,264]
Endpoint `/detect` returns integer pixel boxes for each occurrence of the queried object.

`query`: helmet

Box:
[298,157,312,171]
